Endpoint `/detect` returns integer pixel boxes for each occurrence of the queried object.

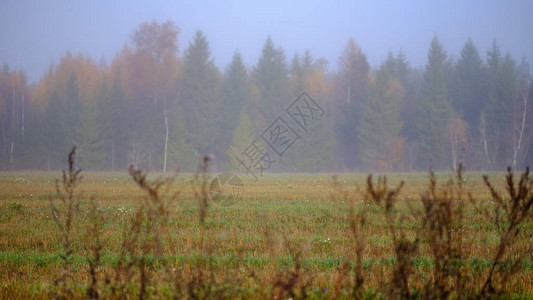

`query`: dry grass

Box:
[0,158,532,299]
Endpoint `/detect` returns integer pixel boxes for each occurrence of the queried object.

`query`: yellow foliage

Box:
[385,78,405,100]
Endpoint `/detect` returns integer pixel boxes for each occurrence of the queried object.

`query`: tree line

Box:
[0,20,531,172]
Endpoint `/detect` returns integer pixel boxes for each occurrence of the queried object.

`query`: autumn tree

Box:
[29,53,102,170]
[0,67,30,169]
[289,50,327,99]
[357,53,406,171]
[2,20,531,173]
[286,50,335,171]
[119,20,180,171]
[384,51,420,170]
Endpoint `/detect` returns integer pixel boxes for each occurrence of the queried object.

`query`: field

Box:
[0,167,532,299]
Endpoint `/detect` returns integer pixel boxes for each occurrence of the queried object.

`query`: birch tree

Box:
[511,59,531,170]
[129,20,180,171]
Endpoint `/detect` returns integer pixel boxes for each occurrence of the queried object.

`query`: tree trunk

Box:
[47,151,50,172]
[450,128,457,172]
[347,86,351,104]
[10,142,14,168]
[512,91,528,170]
[480,113,492,169]
[12,88,16,135]
[1,118,5,157]
[21,95,24,139]
[131,135,138,168]
[163,102,169,173]
[111,139,115,171]
[148,151,152,171]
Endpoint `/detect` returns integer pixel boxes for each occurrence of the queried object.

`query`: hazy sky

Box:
[1,0,532,83]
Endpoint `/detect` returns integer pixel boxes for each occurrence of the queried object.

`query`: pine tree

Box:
[167,107,197,172]
[44,90,65,170]
[449,39,486,168]
[393,51,421,171]
[285,51,335,172]
[225,110,255,171]
[395,51,418,143]
[97,70,125,171]
[76,102,105,170]
[416,35,452,168]
[357,57,405,171]
[285,118,335,172]
[110,70,126,169]
[219,51,252,161]
[301,50,314,71]
[42,72,81,170]
[254,36,290,123]
[64,72,81,148]
[337,38,372,169]
[181,30,221,156]
[18,108,46,169]
[290,53,304,96]
[452,38,485,135]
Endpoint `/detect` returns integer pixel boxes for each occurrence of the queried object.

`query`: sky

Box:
[1,0,532,84]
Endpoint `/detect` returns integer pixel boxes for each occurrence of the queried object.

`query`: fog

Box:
[2,1,532,83]
[0,0,532,173]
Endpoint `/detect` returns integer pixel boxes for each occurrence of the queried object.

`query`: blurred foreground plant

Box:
[49,147,82,299]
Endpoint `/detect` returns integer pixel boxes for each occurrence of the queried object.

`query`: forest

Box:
[0,20,532,172]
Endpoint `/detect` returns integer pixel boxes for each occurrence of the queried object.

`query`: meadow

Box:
[0,161,532,299]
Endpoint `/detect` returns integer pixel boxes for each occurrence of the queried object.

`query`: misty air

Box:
[1,1,532,299]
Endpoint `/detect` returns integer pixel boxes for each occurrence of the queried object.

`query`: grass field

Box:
[0,167,532,299]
